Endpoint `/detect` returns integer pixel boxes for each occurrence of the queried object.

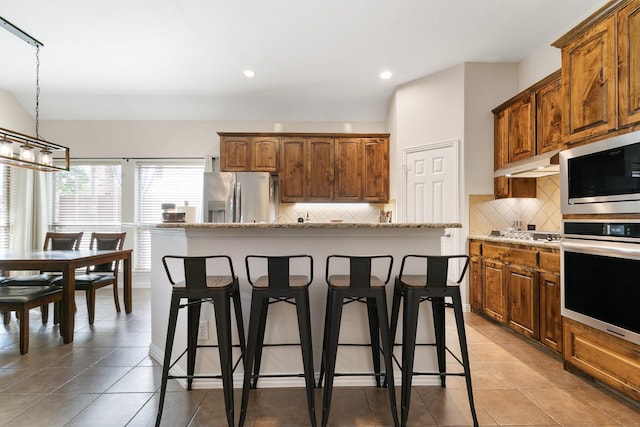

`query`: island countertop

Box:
[154,222,462,229]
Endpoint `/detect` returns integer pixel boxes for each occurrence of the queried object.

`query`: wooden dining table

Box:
[0,248,133,343]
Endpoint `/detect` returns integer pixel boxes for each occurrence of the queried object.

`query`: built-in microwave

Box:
[560,129,640,215]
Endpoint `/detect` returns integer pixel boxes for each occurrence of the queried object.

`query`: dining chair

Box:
[51,232,126,324]
[2,231,83,323]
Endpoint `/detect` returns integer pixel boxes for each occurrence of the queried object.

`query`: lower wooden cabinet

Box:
[469,239,561,353]
[482,259,507,324]
[564,317,640,401]
[507,265,539,339]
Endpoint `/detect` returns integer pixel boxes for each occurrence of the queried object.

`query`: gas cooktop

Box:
[489,230,561,242]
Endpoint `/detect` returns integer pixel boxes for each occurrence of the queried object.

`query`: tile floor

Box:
[0,289,638,426]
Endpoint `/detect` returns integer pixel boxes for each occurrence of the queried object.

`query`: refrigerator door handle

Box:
[235,182,242,222]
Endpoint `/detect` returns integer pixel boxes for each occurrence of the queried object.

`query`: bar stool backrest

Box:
[245,255,313,288]
[162,255,236,289]
[43,232,83,251]
[326,255,393,288]
[398,254,470,287]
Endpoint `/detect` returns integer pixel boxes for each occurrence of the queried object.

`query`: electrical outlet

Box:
[198,321,209,341]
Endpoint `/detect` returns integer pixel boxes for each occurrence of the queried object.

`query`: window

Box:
[135,160,203,270]
[0,165,12,249]
[48,162,122,249]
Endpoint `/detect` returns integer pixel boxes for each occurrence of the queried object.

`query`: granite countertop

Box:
[155,222,462,229]
[468,234,560,250]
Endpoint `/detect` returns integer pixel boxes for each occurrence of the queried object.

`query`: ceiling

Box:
[1,0,607,122]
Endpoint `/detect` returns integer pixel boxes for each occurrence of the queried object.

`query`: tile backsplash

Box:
[277,203,388,223]
[469,175,561,235]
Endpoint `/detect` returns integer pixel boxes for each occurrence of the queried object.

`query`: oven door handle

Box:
[562,239,640,260]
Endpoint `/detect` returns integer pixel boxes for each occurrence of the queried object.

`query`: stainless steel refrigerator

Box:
[202,171,276,223]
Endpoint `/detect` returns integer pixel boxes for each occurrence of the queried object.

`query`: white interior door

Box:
[403,140,460,278]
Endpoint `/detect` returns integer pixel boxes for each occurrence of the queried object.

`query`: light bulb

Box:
[0,138,12,157]
[20,145,35,162]
[40,149,53,166]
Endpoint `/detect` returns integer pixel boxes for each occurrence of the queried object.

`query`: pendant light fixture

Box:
[0,16,69,171]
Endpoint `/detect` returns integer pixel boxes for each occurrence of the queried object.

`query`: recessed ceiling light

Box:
[379,71,392,80]
[243,70,256,78]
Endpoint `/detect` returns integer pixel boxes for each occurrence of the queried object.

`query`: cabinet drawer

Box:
[539,251,560,273]
[469,240,482,256]
[483,244,538,268]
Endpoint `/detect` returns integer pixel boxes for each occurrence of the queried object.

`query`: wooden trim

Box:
[492,70,561,113]
[552,0,630,48]
[217,132,390,138]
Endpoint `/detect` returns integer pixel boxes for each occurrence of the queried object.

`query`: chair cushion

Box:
[0,286,61,303]
[2,273,60,286]
[51,273,114,286]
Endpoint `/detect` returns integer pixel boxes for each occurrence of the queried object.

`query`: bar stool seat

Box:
[320,254,399,427]
[239,254,316,427]
[389,254,478,427]
[156,255,245,427]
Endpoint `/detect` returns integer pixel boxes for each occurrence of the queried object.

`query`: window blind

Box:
[48,162,122,250]
[0,166,11,249]
[135,161,203,270]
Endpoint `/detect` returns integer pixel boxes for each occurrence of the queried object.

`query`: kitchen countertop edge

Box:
[155,222,462,229]
[468,234,560,249]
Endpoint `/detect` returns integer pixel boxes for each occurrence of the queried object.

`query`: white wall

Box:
[0,89,34,134]
[39,120,385,158]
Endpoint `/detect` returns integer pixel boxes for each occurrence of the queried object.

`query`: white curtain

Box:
[12,168,49,251]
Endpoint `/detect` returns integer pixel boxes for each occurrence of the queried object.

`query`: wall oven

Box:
[560,129,640,215]
[561,220,640,346]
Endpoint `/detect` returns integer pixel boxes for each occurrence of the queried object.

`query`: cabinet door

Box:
[220,136,251,171]
[469,256,483,312]
[335,138,362,201]
[280,137,306,202]
[618,0,640,127]
[508,95,536,162]
[536,76,563,153]
[251,137,279,172]
[362,138,389,202]
[540,272,562,352]
[482,260,507,324]
[507,265,539,339]
[307,137,334,201]
[562,16,617,144]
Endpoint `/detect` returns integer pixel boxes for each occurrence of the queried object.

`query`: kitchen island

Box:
[149,222,461,388]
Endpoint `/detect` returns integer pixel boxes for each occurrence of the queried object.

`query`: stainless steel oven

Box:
[561,220,640,346]
[560,129,640,215]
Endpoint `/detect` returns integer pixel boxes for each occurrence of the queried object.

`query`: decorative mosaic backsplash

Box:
[469,175,561,234]
[277,202,389,224]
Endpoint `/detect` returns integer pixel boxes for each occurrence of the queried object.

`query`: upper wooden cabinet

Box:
[507,94,536,162]
[280,137,335,202]
[334,137,389,202]
[219,135,278,172]
[536,75,564,154]
[560,16,617,144]
[618,0,640,127]
[552,0,640,146]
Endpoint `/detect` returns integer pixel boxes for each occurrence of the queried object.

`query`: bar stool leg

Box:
[366,297,382,387]
[431,296,447,387]
[452,291,479,427]
[295,289,318,427]
[388,279,402,347]
[231,280,247,359]
[186,298,202,390]
[400,289,420,427]
[317,290,331,387]
[212,292,235,427]
[239,292,266,427]
[156,295,181,427]
[374,291,399,427]
[321,289,344,427]
[251,298,269,389]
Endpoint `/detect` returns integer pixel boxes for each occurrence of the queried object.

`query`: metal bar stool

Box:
[320,254,399,427]
[388,254,478,427]
[239,254,316,427]
[156,255,246,427]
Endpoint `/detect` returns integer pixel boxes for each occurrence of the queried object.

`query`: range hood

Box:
[494,150,560,178]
